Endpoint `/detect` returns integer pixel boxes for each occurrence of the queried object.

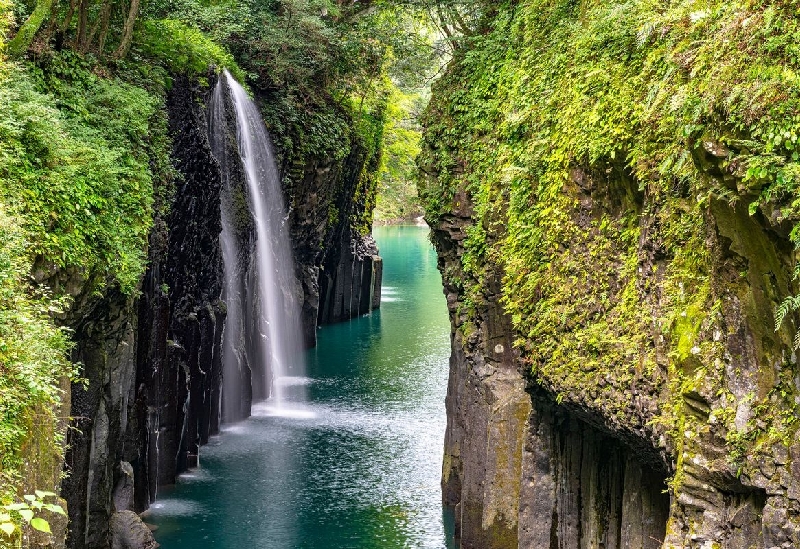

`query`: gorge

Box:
[3,1,800,549]
[145,225,451,548]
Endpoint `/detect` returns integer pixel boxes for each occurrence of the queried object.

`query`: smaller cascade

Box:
[210,70,307,417]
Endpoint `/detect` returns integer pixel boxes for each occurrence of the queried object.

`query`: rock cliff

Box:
[422,2,800,548]
[54,71,383,548]
[61,75,225,549]
[279,115,383,345]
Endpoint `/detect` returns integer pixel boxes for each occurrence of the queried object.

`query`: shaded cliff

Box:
[422,2,800,548]
[275,97,384,346]
[2,3,386,546]
[60,75,225,549]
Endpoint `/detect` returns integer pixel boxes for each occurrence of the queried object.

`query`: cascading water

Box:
[209,70,306,417]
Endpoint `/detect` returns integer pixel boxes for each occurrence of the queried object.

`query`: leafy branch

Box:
[0,491,65,539]
[775,294,800,349]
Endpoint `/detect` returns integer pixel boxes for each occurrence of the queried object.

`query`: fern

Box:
[775,294,800,335]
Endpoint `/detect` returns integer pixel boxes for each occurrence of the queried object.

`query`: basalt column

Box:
[279,122,383,345]
[432,189,671,549]
[61,74,226,549]
[133,74,225,508]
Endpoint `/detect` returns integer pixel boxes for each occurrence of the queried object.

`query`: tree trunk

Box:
[6,0,55,56]
[112,0,138,59]
[96,0,111,55]
[59,0,78,33]
[41,0,61,47]
[75,0,88,51]
[85,0,110,53]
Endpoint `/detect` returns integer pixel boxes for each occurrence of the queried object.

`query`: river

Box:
[147,225,454,549]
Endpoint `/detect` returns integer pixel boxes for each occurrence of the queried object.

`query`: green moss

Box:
[0,206,74,503]
[1,55,162,295]
[420,0,800,491]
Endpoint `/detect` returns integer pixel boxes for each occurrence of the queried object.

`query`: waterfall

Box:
[209,70,306,418]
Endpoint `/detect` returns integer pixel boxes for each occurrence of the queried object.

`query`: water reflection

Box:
[149,226,452,548]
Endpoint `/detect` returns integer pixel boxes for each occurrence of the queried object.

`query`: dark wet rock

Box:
[427,144,800,547]
[60,72,384,548]
[278,126,383,347]
[62,75,225,549]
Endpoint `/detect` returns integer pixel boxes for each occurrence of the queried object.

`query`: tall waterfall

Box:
[209,70,306,419]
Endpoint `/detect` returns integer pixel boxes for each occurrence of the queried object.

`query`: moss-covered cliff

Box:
[421,1,800,547]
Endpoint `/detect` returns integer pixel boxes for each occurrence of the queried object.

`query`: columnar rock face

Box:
[518,396,670,549]
[61,75,226,549]
[135,74,226,498]
[433,198,671,549]
[59,73,384,548]
[60,287,139,549]
[429,172,800,549]
[318,235,382,325]
[280,131,383,346]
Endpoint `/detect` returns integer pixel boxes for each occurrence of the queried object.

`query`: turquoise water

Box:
[147,225,454,549]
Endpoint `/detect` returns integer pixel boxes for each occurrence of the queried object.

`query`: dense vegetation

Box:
[374,85,427,223]
[419,0,800,490]
[7,0,800,541]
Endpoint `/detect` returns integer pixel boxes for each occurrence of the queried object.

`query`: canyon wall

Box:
[279,117,383,346]
[58,73,382,549]
[422,2,800,548]
[429,157,800,549]
[61,75,225,549]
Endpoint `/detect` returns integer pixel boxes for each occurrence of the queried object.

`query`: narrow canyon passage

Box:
[145,226,454,548]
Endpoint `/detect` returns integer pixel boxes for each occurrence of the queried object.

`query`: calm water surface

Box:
[148,225,454,549]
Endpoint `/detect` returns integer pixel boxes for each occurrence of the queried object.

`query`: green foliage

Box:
[0,204,74,502]
[134,19,244,82]
[775,293,800,348]
[420,0,800,483]
[1,491,65,541]
[0,53,160,294]
[0,39,176,505]
[374,84,426,222]
[0,0,14,53]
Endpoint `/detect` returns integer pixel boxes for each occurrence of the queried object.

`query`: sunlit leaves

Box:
[0,493,64,539]
[0,56,158,294]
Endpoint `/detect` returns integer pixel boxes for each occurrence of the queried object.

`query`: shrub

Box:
[134,19,245,83]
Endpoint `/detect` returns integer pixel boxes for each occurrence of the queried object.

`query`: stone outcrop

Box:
[60,287,139,549]
[134,73,226,501]
[420,3,800,546]
[109,512,158,549]
[61,75,225,549]
[428,157,800,547]
[318,234,382,325]
[433,194,671,549]
[428,156,800,548]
